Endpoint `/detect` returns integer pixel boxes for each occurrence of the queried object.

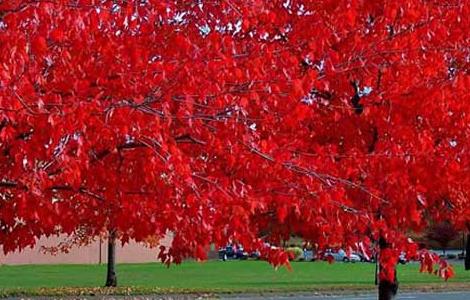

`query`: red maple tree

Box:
[0,1,468,299]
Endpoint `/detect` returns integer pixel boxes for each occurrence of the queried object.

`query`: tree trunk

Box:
[378,237,398,300]
[465,233,470,271]
[105,230,117,287]
[378,275,398,300]
[374,254,379,285]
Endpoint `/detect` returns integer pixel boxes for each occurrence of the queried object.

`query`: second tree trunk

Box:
[105,230,117,287]
[465,233,470,271]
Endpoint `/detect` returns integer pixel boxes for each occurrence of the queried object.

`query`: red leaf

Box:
[32,36,48,54]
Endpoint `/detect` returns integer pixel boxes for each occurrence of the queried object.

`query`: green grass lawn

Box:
[1,260,469,297]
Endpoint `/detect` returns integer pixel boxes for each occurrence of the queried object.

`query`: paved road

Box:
[222,291,470,300]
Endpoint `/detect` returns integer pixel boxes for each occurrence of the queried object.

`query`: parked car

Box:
[398,252,407,264]
[218,244,248,261]
[354,252,375,263]
[302,249,317,261]
[324,249,361,263]
[235,245,249,260]
[218,245,233,261]
[446,253,457,259]
[250,250,261,259]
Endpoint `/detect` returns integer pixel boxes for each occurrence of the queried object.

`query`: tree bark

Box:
[374,253,379,285]
[105,229,117,287]
[465,233,470,271]
[378,237,398,300]
[378,272,398,300]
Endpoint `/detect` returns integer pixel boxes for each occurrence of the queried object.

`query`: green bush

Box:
[286,247,303,261]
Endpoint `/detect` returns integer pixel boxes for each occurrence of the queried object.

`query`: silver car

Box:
[325,249,361,262]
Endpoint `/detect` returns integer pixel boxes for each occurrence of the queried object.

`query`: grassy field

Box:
[1,260,469,297]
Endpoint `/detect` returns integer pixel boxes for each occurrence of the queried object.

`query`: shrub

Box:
[286,247,303,261]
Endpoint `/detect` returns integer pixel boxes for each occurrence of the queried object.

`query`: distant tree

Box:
[426,222,458,255]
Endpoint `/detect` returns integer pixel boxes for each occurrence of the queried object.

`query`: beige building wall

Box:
[0,235,172,265]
